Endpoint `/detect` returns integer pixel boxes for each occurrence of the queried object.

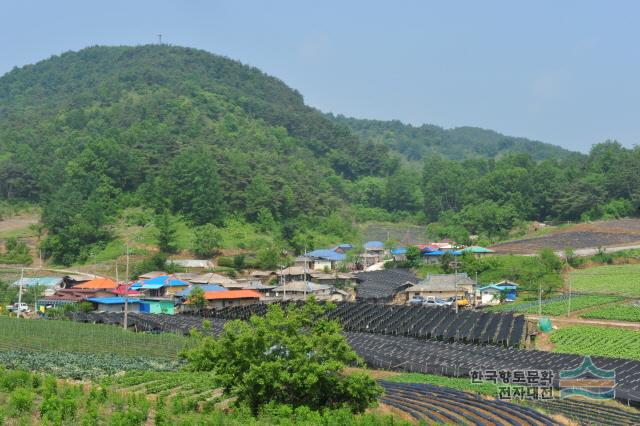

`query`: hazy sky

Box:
[2,1,639,152]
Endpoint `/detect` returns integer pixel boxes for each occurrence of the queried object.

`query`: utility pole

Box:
[538,280,542,316]
[17,268,24,319]
[124,243,129,330]
[566,275,571,318]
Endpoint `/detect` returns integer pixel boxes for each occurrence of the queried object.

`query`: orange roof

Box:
[73,278,118,290]
[203,290,262,300]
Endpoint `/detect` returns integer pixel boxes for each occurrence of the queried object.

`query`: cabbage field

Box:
[550,325,640,360]
[580,304,640,322]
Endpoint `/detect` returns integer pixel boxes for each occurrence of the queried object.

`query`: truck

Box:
[6,303,30,314]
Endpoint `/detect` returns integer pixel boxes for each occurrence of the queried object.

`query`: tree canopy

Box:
[180,300,382,414]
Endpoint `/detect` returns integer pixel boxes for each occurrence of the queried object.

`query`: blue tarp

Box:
[176,285,227,297]
[424,250,460,256]
[365,241,384,249]
[335,243,353,250]
[305,249,346,261]
[391,248,407,255]
[86,297,140,305]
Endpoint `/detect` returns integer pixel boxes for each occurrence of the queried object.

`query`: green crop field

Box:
[580,304,640,322]
[569,264,640,298]
[0,369,405,425]
[0,317,186,359]
[550,325,640,360]
[485,295,623,316]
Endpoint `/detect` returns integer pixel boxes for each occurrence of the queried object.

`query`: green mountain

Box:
[0,45,398,263]
[329,115,576,161]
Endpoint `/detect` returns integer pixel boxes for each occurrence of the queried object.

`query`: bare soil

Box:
[491,219,640,254]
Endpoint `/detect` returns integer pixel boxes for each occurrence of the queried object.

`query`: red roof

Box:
[110,284,141,296]
[203,290,261,300]
[74,278,118,289]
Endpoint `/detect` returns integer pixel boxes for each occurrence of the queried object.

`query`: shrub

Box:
[9,388,34,416]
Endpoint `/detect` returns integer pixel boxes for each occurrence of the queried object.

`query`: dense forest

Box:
[330,115,576,161]
[0,45,638,265]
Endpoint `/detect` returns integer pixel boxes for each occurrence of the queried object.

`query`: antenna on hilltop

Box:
[157,34,163,44]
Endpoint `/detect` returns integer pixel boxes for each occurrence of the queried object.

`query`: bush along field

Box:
[549,325,640,361]
[580,303,640,322]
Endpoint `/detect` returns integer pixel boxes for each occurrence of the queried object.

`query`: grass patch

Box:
[550,325,640,360]
[569,264,640,297]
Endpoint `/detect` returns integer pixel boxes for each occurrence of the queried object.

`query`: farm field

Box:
[0,369,406,426]
[549,325,640,360]
[569,263,640,298]
[0,317,186,359]
[490,219,640,254]
[486,294,623,316]
[580,304,640,322]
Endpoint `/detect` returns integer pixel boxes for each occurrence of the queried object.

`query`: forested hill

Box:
[0,45,397,263]
[329,114,576,161]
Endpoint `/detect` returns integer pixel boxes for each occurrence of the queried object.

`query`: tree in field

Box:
[192,224,222,258]
[155,210,178,254]
[405,246,421,268]
[187,286,207,315]
[180,299,382,414]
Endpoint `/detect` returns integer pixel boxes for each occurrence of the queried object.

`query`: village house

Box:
[272,281,335,301]
[294,248,347,271]
[86,297,141,313]
[404,273,477,303]
[197,289,262,310]
[479,281,518,305]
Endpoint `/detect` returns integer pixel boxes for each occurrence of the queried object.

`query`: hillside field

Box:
[569,263,640,298]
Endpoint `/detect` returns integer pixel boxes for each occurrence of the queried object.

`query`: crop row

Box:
[0,316,186,359]
[580,304,640,322]
[549,325,640,360]
[0,350,181,379]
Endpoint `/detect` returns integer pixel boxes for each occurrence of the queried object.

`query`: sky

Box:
[1,1,639,152]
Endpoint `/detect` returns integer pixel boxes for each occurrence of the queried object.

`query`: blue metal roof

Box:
[176,285,227,297]
[86,297,140,305]
[305,249,346,261]
[133,275,190,288]
[423,250,444,256]
[365,241,384,249]
[391,248,407,255]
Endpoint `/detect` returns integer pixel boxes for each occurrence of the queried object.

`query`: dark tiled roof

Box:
[354,269,418,301]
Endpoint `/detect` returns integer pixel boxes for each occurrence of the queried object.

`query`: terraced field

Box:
[380,381,555,426]
[531,398,640,426]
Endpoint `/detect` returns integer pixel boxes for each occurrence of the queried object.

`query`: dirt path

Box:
[0,214,38,234]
